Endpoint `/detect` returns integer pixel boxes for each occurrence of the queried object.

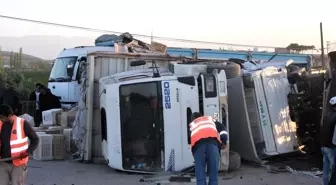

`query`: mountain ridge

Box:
[0,50,47,63]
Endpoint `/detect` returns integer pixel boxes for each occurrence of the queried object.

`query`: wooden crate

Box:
[151,41,167,53]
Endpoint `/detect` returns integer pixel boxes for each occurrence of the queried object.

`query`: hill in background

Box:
[0,50,50,64]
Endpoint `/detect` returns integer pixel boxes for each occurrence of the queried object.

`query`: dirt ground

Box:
[24,160,323,185]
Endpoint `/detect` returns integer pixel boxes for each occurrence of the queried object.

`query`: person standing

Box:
[39,87,61,112]
[190,112,228,185]
[29,83,42,127]
[0,104,39,185]
[0,82,21,115]
[321,97,336,185]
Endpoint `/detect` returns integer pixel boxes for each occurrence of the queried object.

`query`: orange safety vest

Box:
[189,116,222,148]
[0,116,29,166]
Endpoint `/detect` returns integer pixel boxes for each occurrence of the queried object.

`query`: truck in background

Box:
[48,46,115,108]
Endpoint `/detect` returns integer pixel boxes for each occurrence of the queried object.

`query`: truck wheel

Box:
[228,151,241,172]
[206,62,241,79]
[243,74,254,88]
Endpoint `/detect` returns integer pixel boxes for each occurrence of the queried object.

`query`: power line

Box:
[0,14,282,49]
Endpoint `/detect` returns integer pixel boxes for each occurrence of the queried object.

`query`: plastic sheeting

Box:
[95,34,122,47]
[72,62,88,160]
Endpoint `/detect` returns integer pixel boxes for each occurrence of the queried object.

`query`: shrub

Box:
[0,69,50,100]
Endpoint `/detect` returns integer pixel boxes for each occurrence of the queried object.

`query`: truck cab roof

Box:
[99,62,209,86]
[57,46,115,58]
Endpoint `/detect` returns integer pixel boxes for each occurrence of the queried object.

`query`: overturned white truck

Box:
[99,57,232,172]
[228,64,299,162]
[72,50,238,173]
[72,48,308,172]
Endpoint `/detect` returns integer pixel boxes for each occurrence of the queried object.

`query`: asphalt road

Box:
[25,160,323,185]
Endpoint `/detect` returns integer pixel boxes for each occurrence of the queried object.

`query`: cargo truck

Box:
[75,49,308,173]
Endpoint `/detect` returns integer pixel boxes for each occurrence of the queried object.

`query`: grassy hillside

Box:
[0,50,51,100]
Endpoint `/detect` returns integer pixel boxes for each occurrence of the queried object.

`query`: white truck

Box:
[48,46,115,108]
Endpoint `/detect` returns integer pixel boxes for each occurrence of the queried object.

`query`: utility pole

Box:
[327,41,331,54]
[151,29,153,43]
[320,22,325,69]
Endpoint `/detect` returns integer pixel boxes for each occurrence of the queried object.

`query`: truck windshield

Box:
[49,57,77,82]
[119,82,163,170]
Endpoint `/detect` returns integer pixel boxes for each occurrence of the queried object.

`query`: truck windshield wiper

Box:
[55,77,71,82]
[48,78,56,82]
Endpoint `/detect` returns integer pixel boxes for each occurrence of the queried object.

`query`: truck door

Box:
[197,74,220,118]
[198,72,229,171]
[103,83,123,170]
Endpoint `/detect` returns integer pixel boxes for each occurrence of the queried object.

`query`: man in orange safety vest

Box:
[190,112,228,185]
[0,104,39,185]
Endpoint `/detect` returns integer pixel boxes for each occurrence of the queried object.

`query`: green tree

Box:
[9,51,14,68]
[286,43,315,53]
[0,46,3,68]
[13,53,18,69]
[18,47,23,69]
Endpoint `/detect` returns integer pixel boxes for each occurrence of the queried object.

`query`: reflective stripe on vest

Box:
[189,116,221,147]
[0,116,29,166]
[10,117,29,155]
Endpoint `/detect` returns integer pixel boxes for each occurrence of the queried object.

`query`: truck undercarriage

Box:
[288,71,325,154]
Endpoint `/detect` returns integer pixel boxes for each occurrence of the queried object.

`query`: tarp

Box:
[72,63,88,160]
[95,34,122,47]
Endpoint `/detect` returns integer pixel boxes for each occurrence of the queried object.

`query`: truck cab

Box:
[48,46,115,108]
[99,61,229,172]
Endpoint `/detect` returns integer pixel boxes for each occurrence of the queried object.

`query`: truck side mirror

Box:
[76,65,82,84]
[80,57,87,62]
[67,64,74,77]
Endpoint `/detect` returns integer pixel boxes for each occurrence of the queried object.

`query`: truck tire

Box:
[228,151,241,172]
[243,74,254,88]
[206,62,241,79]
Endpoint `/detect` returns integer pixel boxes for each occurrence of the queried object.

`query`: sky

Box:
[0,0,336,55]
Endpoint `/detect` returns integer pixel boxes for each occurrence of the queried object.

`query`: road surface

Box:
[25,160,322,185]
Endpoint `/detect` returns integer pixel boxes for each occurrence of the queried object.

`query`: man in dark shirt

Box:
[0,82,21,114]
[321,97,336,185]
[39,87,61,112]
[0,104,39,185]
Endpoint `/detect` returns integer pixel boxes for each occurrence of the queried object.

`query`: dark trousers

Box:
[330,167,336,185]
[193,143,219,185]
[321,147,336,185]
[34,109,42,127]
